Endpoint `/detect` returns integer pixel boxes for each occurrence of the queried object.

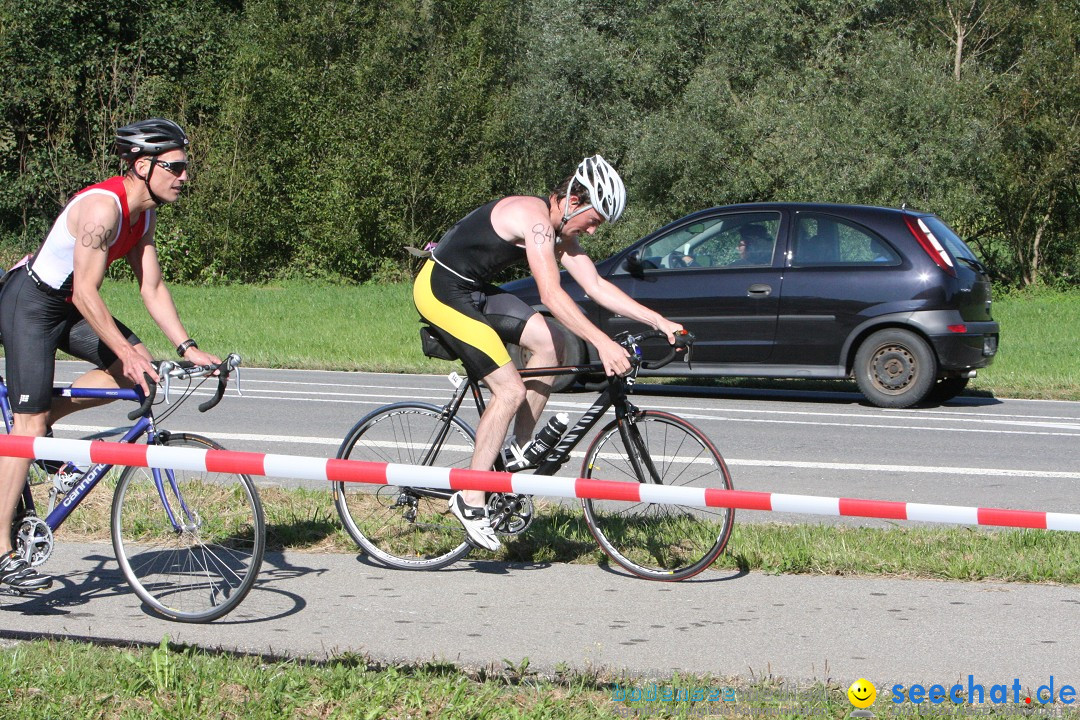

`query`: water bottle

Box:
[521,413,569,466]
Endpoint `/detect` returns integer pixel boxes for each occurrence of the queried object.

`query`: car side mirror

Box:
[624,250,646,277]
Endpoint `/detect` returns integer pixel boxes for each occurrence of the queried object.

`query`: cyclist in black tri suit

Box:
[414,155,683,551]
[0,118,221,592]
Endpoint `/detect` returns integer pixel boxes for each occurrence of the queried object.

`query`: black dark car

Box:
[501,202,999,408]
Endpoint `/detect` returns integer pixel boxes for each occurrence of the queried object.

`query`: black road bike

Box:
[333,330,733,580]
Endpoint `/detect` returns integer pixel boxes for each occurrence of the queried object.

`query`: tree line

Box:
[1,0,1076,288]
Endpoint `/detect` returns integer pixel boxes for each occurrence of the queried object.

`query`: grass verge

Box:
[37,481,1080,585]
[8,638,1079,719]
[267,490,1080,585]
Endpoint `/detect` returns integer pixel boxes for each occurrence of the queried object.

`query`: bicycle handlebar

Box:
[617,330,695,370]
[127,353,243,420]
[195,353,243,412]
[127,373,158,421]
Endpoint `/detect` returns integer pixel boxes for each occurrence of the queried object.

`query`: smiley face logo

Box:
[848,678,877,709]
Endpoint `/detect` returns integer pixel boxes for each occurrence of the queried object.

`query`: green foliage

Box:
[1,0,1077,285]
[0,0,239,264]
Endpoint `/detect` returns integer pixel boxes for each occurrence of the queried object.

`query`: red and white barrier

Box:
[5,434,1080,532]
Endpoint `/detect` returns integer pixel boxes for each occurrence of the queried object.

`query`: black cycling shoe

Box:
[0,551,52,593]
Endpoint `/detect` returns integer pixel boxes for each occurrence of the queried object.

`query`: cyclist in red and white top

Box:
[0,118,220,592]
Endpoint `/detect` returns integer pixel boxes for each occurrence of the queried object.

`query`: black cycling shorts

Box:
[0,268,141,414]
[413,260,536,379]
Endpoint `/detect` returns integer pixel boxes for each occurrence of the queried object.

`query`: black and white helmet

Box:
[568,154,626,224]
[114,118,189,160]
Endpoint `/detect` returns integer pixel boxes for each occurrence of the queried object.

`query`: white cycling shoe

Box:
[448,492,502,552]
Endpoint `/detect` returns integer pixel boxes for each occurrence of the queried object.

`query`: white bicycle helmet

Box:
[563,154,626,225]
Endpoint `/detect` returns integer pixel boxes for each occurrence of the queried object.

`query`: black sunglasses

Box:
[153,158,189,177]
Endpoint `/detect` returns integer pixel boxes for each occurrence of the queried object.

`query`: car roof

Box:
[682,201,930,217]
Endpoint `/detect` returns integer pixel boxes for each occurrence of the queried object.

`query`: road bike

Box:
[333,329,734,580]
[2,355,265,622]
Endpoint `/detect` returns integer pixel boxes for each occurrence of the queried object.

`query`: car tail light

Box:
[904,216,956,277]
[947,324,967,333]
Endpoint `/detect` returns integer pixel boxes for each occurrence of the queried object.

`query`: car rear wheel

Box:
[854,328,937,408]
[507,316,585,393]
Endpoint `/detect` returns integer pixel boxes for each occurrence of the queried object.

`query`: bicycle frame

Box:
[0,379,191,537]
[403,360,650,502]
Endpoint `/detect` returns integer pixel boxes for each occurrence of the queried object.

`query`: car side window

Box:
[627,212,781,272]
[792,215,900,266]
[632,216,726,269]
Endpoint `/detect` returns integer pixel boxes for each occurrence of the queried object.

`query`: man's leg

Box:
[464,362,526,507]
[0,410,53,592]
[511,314,562,443]
[0,412,48,555]
[446,362,525,552]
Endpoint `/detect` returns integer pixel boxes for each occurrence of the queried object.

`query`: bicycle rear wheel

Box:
[111,433,265,622]
[581,411,734,580]
[334,402,474,570]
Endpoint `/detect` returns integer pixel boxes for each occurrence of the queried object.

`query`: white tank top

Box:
[30,186,151,290]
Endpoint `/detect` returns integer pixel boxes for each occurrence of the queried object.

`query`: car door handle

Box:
[747,284,772,297]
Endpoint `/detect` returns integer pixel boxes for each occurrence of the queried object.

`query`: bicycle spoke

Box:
[112,434,265,622]
[582,412,734,580]
[334,404,474,570]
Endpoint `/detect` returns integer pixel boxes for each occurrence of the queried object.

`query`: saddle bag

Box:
[419,325,458,361]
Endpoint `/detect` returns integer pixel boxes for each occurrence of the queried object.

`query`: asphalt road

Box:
[3,541,1079,689]
[48,362,1080,520]
[2,362,1078,686]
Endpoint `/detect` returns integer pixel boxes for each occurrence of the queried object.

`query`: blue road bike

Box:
[2,355,265,622]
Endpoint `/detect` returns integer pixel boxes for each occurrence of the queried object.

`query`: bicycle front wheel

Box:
[111,433,265,622]
[581,411,734,580]
[334,403,474,570]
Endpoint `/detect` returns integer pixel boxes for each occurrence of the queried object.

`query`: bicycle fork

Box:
[616,405,664,486]
[148,431,200,535]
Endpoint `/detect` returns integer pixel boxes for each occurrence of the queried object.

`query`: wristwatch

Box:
[176,339,198,357]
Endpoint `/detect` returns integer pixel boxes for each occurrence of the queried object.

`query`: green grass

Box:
[252,491,1080,585]
[96,280,1080,400]
[0,637,626,720]
[974,287,1080,400]
[99,279,446,373]
[32,481,1080,585]
[3,638,1079,719]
